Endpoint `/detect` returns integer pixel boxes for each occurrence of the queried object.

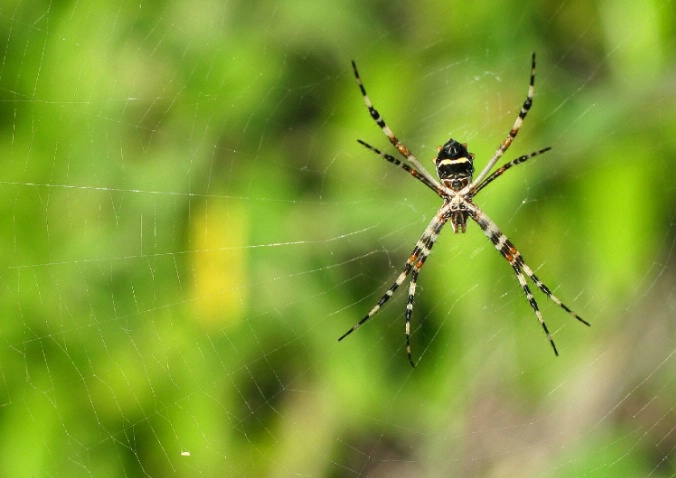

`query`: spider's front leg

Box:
[351,60,441,189]
[470,52,538,189]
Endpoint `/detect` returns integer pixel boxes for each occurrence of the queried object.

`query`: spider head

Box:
[434,139,475,191]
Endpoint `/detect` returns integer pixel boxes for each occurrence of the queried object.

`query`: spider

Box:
[338,53,590,367]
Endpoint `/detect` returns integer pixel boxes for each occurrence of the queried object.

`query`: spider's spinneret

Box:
[434,139,475,191]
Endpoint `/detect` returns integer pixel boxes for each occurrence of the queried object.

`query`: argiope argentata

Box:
[338,53,589,367]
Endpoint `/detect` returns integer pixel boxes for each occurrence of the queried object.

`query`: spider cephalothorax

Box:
[340,54,589,367]
[434,139,475,191]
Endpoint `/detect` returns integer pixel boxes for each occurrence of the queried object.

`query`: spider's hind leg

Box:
[339,204,451,367]
[469,203,589,355]
[518,262,590,327]
[337,260,415,343]
[510,262,559,355]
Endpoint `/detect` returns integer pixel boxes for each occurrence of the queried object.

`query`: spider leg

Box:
[468,203,589,355]
[339,204,450,367]
[518,261,590,327]
[403,223,440,367]
[406,269,420,367]
[357,139,446,197]
[509,261,558,355]
[470,53,537,189]
[471,147,551,196]
[351,60,441,189]
[338,259,416,342]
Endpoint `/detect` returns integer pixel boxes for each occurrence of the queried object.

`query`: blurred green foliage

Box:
[0,0,675,476]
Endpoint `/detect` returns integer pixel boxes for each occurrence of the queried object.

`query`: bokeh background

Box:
[1,0,674,476]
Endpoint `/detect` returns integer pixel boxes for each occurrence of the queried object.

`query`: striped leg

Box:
[517,261,590,327]
[401,211,448,366]
[339,205,450,367]
[338,259,416,343]
[509,261,558,355]
[351,60,441,189]
[357,139,445,196]
[471,53,537,189]
[471,147,551,196]
[468,203,590,355]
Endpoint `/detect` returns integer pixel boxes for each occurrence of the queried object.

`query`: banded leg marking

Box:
[470,204,589,355]
[339,205,450,368]
[405,270,418,367]
[351,61,441,189]
[471,52,537,189]
[518,261,590,327]
[472,147,552,196]
[404,217,444,367]
[337,253,417,342]
[357,139,445,196]
[511,261,558,355]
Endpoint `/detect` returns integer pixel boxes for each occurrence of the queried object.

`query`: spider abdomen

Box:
[434,139,475,191]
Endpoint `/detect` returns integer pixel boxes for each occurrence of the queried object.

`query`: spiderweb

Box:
[1,1,674,476]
